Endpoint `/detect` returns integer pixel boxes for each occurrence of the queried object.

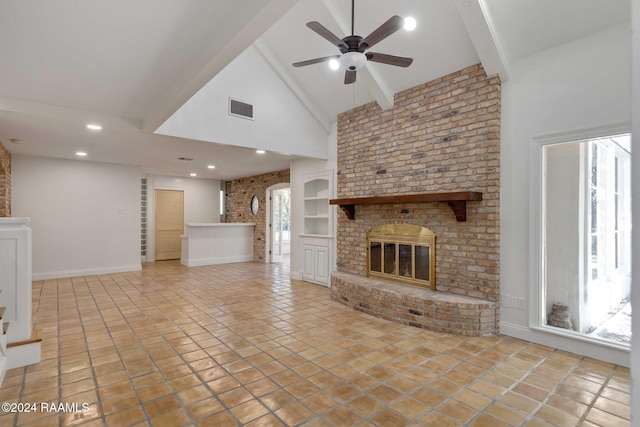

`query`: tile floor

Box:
[0,261,631,426]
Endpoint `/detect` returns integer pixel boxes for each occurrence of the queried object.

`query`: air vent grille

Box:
[229,98,254,120]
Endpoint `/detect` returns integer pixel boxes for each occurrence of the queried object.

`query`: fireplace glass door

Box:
[366,224,435,289]
[370,242,382,273]
[384,243,396,275]
[399,244,412,277]
[414,246,430,281]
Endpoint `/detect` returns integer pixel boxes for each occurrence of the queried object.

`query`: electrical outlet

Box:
[500,294,526,310]
[510,296,518,308]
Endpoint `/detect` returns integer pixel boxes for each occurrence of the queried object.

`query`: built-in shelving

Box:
[303,178,330,235]
[330,191,483,222]
[301,173,333,286]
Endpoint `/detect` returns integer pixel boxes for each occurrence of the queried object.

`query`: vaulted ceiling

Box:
[0,0,630,180]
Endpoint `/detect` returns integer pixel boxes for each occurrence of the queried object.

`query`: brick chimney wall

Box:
[336,64,500,301]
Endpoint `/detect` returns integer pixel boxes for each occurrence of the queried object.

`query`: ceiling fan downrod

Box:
[351,0,355,36]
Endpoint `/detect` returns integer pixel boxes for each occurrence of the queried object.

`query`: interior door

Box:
[155,189,184,260]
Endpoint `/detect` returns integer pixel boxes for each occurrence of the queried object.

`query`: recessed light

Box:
[86,124,102,131]
[190,173,197,177]
[76,151,87,157]
[207,165,216,169]
[256,150,266,154]
[329,59,340,71]
[404,17,416,31]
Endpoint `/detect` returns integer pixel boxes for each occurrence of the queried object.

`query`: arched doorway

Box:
[266,183,290,266]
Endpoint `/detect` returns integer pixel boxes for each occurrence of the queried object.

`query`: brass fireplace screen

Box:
[366,224,435,289]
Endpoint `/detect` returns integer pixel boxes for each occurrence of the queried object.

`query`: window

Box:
[542,132,631,345]
[588,136,631,287]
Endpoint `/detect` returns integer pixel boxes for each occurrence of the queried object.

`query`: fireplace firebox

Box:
[366,224,435,289]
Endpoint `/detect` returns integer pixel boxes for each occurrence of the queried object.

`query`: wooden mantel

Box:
[329,191,483,222]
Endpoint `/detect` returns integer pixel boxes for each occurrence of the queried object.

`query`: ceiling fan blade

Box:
[293,55,340,67]
[366,52,413,67]
[306,21,348,51]
[344,70,357,84]
[359,15,404,51]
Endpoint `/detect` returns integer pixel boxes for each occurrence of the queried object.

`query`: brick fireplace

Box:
[330,64,500,336]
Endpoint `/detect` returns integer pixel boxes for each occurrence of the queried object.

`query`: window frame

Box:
[529,123,631,350]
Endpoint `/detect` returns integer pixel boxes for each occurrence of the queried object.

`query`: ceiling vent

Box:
[229,98,254,120]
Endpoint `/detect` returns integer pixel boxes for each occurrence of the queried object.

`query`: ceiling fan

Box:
[293,0,413,84]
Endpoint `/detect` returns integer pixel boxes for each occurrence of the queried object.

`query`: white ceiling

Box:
[0,0,630,180]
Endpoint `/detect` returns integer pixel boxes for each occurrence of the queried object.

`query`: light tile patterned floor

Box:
[0,261,631,426]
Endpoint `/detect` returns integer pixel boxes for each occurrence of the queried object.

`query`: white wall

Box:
[630,0,639,423]
[500,24,631,365]
[156,45,329,160]
[290,123,337,280]
[11,155,141,279]
[182,178,220,224]
[146,174,220,262]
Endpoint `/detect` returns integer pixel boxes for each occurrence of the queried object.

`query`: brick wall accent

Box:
[336,64,500,302]
[0,142,11,217]
[226,169,290,262]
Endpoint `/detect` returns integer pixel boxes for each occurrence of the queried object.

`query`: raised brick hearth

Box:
[331,272,498,336]
[332,64,501,335]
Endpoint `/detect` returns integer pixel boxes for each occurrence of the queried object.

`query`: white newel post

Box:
[0,217,40,369]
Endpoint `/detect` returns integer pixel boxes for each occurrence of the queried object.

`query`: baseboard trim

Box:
[181,256,254,267]
[500,321,630,367]
[33,264,142,281]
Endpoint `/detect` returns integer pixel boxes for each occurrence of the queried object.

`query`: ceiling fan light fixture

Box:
[404,17,417,31]
[339,51,367,71]
[329,59,340,70]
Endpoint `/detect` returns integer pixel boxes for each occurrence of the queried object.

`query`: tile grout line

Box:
[114,272,210,425]
[118,268,263,426]
[92,274,152,425]
[76,277,109,426]
[463,340,561,427]
[575,365,619,425]
[428,334,514,425]
[517,353,583,426]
